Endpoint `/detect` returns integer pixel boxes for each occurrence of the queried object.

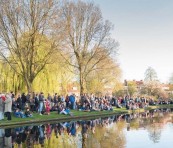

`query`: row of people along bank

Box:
[0,91,166,120]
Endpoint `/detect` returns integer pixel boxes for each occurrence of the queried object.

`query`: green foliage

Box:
[0,59,74,95]
[127,81,137,96]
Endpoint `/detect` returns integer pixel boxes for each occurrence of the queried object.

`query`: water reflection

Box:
[0,108,173,148]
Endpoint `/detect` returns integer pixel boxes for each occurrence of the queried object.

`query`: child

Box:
[25,108,33,117]
[45,99,51,115]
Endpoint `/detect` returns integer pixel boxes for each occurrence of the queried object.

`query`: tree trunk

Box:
[26,81,32,93]
[80,73,84,95]
[24,76,33,93]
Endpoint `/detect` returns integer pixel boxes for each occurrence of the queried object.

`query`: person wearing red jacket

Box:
[0,94,5,120]
[45,99,51,115]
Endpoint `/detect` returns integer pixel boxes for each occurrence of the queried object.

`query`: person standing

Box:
[53,93,58,106]
[0,94,5,120]
[65,95,69,108]
[38,92,44,115]
[4,94,12,120]
[69,94,76,110]
[16,94,22,110]
[45,99,51,115]
[21,93,27,111]
[47,93,53,108]
[34,93,39,112]
[26,92,31,108]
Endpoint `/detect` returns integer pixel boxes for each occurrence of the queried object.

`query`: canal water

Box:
[0,109,173,148]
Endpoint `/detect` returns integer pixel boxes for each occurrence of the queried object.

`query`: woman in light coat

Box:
[4,94,12,120]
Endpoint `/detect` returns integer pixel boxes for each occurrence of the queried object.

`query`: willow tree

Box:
[0,0,59,92]
[0,60,24,93]
[59,1,118,94]
[32,58,75,95]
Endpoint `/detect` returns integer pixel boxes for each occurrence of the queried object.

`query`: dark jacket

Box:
[39,94,44,102]
[17,97,22,110]
[21,94,26,104]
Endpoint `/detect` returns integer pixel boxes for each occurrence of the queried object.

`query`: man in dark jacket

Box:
[16,94,22,110]
[21,93,26,110]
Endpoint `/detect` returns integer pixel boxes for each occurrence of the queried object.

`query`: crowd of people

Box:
[0,91,171,121]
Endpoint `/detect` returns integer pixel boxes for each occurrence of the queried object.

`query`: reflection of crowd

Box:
[0,114,125,147]
[123,108,173,131]
[0,108,172,147]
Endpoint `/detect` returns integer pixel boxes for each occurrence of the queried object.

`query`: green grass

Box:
[0,108,128,127]
[157,104,173,108]
[1,104,173,127]
[130,104,173,114]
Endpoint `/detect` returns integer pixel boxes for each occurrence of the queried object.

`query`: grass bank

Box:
[1,104,173,128]
[130,104,173,114]
[157,104,173,108]
[0,108,127,128]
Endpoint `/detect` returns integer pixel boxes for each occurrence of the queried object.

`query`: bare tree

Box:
[0,0,59,92]
[58,0,118,94]
[85,57,121,93]
[143,67,161,96]
[169,73,173,84]
[144,67,158,82]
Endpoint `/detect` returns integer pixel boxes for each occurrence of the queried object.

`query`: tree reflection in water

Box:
[0,108,173,148]
[147,109,172,143]
[82,117,126,148]
[127,108,173,144]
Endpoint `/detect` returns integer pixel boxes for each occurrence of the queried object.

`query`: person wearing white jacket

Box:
[4,94,12,120]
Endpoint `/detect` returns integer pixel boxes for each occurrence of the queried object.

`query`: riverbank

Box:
[1,104,173,128]
[0,108,128,128]
[129,104,173,114]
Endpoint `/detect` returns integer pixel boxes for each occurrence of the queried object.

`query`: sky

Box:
[85,0,173,83]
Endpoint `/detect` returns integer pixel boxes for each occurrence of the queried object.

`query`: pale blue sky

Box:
[85,0,173,83]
